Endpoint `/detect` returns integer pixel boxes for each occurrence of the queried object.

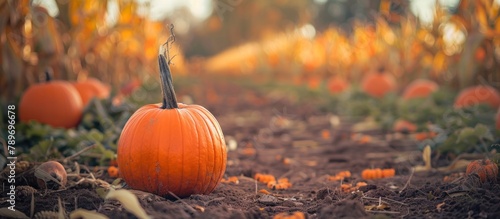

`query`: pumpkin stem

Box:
[158,29,178,109]
[45,68,53,82]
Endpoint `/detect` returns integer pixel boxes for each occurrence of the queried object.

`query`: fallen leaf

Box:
[436,202,445,212]
[105,189,151,219]
[70,209,109,219]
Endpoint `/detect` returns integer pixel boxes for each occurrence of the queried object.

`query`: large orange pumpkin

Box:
[19,72,83,128]
[453,85,500,109]
[402,79,439,100]
[117,46,227,198]
[73,78,110,106]
[361,68,396,98]
[327,76,349,94]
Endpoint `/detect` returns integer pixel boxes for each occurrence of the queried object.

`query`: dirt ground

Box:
[1,79,499,219]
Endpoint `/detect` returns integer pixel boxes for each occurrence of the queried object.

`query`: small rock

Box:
[258,194,279,206]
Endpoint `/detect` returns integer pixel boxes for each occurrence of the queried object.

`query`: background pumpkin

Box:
[401,79,438,100]
[453,85,500,109]
[19,72,83,128]
[393,119,417,133]
[327,76,349,94]
[117,45,227,198]
[465,159,498,183]
[72,78,110,106]
[361,68,396,98]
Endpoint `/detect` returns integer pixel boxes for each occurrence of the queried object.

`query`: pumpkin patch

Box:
[5,1,500,218]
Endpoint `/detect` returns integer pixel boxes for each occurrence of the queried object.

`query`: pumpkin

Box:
[393,119,417,133]
[402,79,439,100]
[327,76,349,94]
[72,78,110,106]
[361,68,396,98]
[465,159,498,183]
[453,85,500,109]
[117,45,227,198]
[19,71,83,128]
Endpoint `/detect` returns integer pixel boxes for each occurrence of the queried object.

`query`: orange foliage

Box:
[361,168,395,180]
[273,211,305,219]
[221,176,240,184]
[259,189,271,194]
[328,171,352,181]
[341,182,368,192]
[327,76,350,94]
[267,178,292,190]
[402,79,439,100]
[361,69,396,98]
[454,85,500,109]
[255,173,276,184]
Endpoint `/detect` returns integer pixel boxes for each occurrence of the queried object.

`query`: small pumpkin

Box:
[465,159,498,183]
[393,119,418,133]
[117,44,227,198]
[402,79,439,100]
[453,85,500,109]
[19,71,83,128]
[327,76,349,94]
[73,78,110,106]
[361,67,396,98]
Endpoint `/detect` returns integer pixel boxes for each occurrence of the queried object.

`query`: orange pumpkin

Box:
[327,76,349,94]
[465,159,498,183]
[393,119,417,133]
[19,72,83,128]
[402,79,439,100]
[73,78,110,106]
[117,45,227,198]
[361,68,396,98]
[453,85,500,109]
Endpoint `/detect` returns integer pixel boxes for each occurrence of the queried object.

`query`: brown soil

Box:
[2,79,499,219]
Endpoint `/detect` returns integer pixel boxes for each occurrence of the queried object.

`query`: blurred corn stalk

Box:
[0,0,186,105]
[1,0,64,104]
[450,0,500,88]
